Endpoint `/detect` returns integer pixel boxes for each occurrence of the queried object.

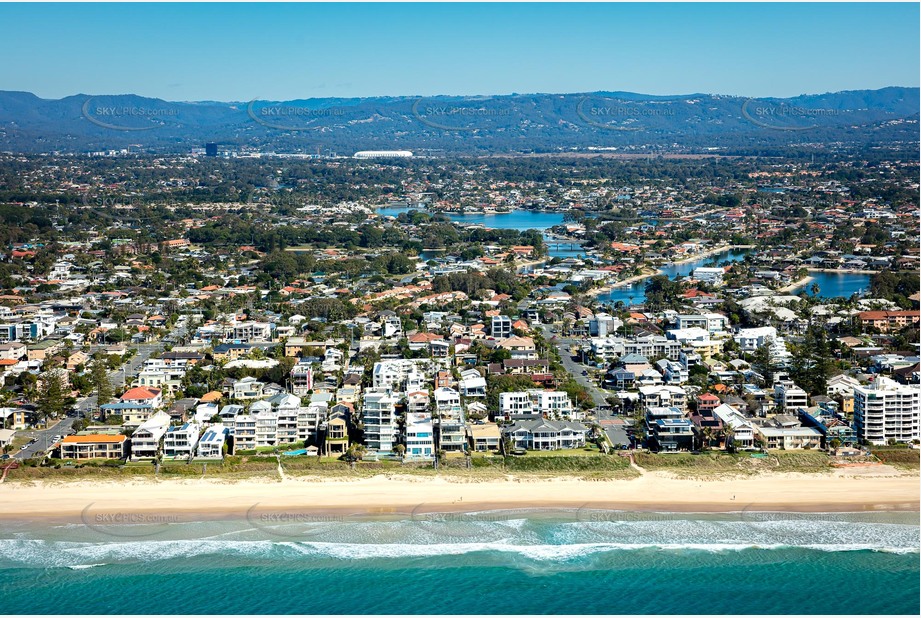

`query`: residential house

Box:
[198,425,230,458]
[163,422,202,459]
[130,412,172,459]
[467,422,501,452]
[503,419,588,451]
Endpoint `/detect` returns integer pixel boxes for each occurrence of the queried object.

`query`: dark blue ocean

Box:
[1,510,918,614]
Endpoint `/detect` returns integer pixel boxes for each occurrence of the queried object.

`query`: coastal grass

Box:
[634,450,834,477]
[6,452,638,482]
[871,448,920,470]
[6,449,845,483]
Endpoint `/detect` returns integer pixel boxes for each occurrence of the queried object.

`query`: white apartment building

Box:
[459,369,487,398]
[231,321,273,343]
[405,413,435,458]
[590,336,626,363]
[434,387,466,452]
[734,326,779,352]
[774,381,809,411]
[362,388,399,453]
[692,266,725,284]
[624,335,681,361]
[491,315,513,339]
[232,414,257,451]
[499,392,534,418]
[498,390,575,420]
[639,385,688,411]
[372,359,431,390]
[529,390,575,419]
[853,377,920,445]
[675,313,728,333]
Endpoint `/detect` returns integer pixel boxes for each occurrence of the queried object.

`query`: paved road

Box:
[13,416,77,460]
[540,324,609,408]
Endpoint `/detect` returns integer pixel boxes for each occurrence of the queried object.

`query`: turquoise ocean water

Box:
[0,510,918,614]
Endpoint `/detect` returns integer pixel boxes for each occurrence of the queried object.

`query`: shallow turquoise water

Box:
[0,510,917,614]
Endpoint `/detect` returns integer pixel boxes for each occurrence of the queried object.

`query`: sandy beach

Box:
[1,468,917,522]
[778,275,813,293]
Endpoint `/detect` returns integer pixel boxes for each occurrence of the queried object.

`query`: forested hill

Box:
[0,87,917,156]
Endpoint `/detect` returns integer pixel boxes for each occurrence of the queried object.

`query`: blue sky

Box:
[1,2,918,101]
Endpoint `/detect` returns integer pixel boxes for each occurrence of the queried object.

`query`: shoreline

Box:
[2,471,917,521]
[807,267,879,275]
[778,275,813,293]
[590,244,753,297]
[590,267,660,296]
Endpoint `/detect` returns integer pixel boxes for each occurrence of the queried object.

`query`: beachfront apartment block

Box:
[60,434,128,460]
[405,413,435,458]
[753,416,823,450]
[853,377,920,445]
[232,414,257,450]
[362,388,400,453]
[163,422,202,458]
[434,387,466,452]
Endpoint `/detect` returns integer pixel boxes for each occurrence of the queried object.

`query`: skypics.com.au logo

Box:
[81,98,180,132]
[246,100,346,131]
[411,98,513,132]
[576,97,676,132]
[741,98,840,131]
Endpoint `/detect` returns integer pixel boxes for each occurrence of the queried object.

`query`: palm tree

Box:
[394,444,406,462]
[721,426,737,453]
[700,426,715,451]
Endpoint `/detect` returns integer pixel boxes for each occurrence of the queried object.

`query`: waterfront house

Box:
[163,422,202,459]
[503,419,588,451]
[130,412,172,460]
[197,424,230,458]
[467,422,501,452]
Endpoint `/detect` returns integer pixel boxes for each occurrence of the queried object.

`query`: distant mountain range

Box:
[0,87,917,155]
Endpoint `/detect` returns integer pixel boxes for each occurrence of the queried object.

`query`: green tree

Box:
[37,370,68,426]
[90,357,113,407]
